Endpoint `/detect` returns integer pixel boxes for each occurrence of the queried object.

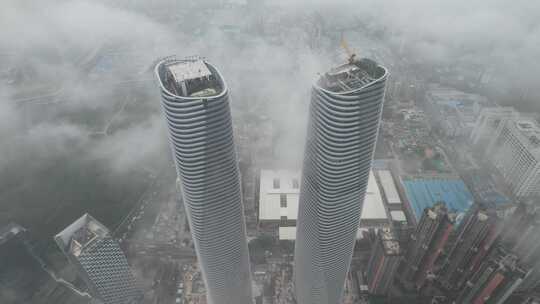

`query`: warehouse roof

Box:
[390,210,407,222]
[259,170,300,221]
[279,227,297,240]
[402,177,473,221]
[361,171,388,220]
[378,170,402,205]
[261,169,389,240]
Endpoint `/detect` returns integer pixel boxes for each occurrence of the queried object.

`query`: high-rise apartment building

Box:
[498,204,540,292]
[294,58,388,304]
[522,296,540,304]
[455,245,527,304]
[471,107,540,198]
[366,228,401,296]
[498,203,534,248]
[399,203,454,290]
[155,57,252,304]
[54,214,142,304]
[490,119,540,198]
[438,204,500,291]
[470,107,517,146]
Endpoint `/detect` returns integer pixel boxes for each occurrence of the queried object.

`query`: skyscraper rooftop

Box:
[55,214,109,257]
[515,119,540,149]
[155,57,253,304]
[160,58,223,98]
[295,57,388,304]
[379,229,400,256]
[54,214,142,304]
[316,59,385,93]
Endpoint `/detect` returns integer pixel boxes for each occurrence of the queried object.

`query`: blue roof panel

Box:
[403,178,474,221]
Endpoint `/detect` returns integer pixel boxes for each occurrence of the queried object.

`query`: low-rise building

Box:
[258,170,300,240]
[425,85,490,139]
[377,170,402,207]
[258,170,390,240]
[401,176,474,222]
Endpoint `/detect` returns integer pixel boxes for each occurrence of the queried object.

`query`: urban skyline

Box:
[2,1,540,304]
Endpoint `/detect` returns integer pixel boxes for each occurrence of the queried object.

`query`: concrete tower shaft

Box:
[155,57,253,304]
[294,59,388,304]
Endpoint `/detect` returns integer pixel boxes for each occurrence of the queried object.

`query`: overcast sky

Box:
[0,0,539,232]
[1,0,538,177]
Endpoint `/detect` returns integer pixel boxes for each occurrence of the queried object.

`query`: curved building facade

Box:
[155,57,252,304]
[294,59,388,304]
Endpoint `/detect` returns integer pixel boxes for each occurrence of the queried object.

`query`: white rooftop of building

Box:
[166,59,212,84]
[261,169,389,240]
[390,210,407,222]
[54,214,109,257]
[361,171,388,220]
[259,169,389,220]
[259,170,300,221]
[378,170,401,205]
[279,226,296,241]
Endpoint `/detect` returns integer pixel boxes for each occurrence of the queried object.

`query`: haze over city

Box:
[1,1,540,304]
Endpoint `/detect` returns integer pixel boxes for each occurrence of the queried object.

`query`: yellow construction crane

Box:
[340,34,357,64]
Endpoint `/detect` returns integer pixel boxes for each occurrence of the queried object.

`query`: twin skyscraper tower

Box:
[155,56,388,304]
